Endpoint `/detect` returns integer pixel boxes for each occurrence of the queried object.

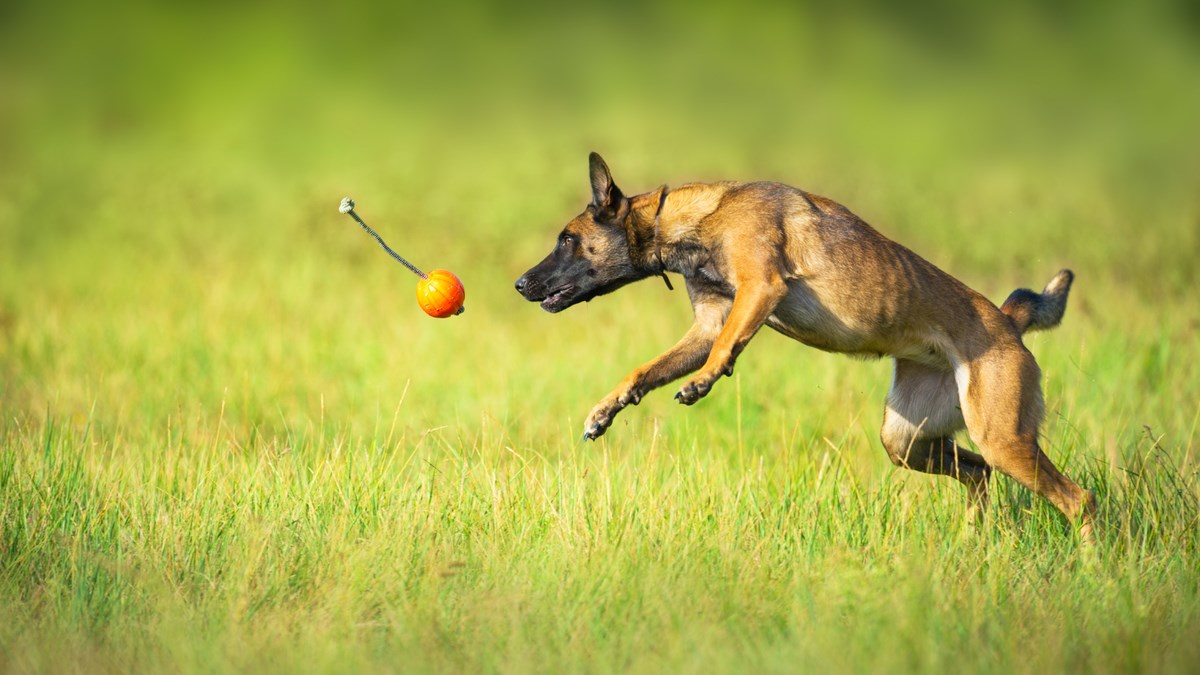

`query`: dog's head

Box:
[515,152,644,313]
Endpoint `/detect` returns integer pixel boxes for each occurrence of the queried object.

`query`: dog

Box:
[515,152,1096,538]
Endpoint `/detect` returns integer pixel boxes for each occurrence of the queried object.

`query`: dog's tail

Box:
[1000,269,1074,334]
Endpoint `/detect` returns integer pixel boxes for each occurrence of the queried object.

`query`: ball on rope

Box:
[338,197,466,318]
[416,269,466,318]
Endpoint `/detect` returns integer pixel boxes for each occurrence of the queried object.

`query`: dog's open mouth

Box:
[539,286,574,313]
[523,284,568,314]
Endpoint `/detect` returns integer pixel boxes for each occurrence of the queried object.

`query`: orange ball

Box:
[415,269,465,318]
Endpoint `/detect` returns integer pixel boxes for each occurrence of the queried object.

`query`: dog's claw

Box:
[585,390,634,441]
[675,378,712,406]
[582,416,610,441]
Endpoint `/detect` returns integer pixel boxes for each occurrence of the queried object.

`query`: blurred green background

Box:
[2,0,1198,453]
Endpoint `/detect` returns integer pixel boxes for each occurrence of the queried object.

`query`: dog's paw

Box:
[583,399,621,441]
[582,384,646,440]
[674,377,713,405]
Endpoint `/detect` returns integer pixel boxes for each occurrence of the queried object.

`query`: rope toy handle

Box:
[339,197,428,280]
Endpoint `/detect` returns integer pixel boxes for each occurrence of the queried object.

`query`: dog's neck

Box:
[623,187,670,280]
[625,183,725,281]
[648,185,673,289]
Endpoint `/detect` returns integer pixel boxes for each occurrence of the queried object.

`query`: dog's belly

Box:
[767,310,867,354]
[767,284,949,368]
[767,289,875,354]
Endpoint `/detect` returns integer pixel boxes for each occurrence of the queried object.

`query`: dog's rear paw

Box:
[1077,489,1098,544]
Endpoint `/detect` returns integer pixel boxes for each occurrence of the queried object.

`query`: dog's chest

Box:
[695,264,729,290]
[679,251,735,296]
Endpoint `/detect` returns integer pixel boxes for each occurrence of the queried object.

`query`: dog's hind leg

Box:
[881,359,992,518]
[957,347,1096,540]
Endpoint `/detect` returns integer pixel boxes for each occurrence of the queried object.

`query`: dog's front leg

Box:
[583,296,729,440]
[675,273,788,405]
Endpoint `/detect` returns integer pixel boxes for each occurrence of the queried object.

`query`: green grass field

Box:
[3,2,1199,673]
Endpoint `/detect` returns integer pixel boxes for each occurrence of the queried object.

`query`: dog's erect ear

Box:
[589,152,624,217]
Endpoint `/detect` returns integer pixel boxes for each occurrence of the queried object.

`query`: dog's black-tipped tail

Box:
[1000,269,1074,334]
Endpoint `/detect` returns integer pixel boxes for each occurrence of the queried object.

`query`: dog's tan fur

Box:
[515,153,1096,538]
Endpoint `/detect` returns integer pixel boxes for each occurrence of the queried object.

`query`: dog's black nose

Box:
[514,276,528,293]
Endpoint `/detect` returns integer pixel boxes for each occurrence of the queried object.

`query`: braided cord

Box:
[346,209,427,279]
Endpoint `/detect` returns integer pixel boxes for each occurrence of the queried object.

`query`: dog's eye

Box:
[559,236,573,249]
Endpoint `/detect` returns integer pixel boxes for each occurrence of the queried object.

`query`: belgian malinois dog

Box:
[515,152,1096,538]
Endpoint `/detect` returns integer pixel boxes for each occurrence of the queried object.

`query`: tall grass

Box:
[1,408,1197,673]
[2,1,1199,672]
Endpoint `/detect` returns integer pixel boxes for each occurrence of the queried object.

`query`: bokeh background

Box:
[3,0,1197,439]
[2,1,1199,671]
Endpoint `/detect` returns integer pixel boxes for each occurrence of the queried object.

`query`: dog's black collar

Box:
[652,185,674,291]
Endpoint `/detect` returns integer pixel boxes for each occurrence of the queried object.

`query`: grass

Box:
[2,2,1200,673]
